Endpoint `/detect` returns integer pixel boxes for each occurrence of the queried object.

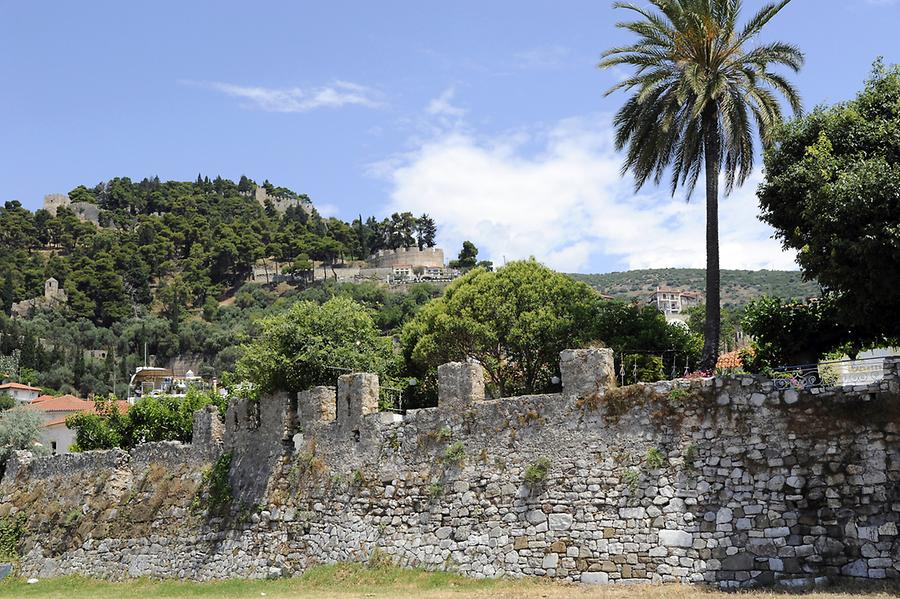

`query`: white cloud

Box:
[315,202,341,218]
[426,87,466,119]
[183,80,383,112]
[378,113,797,273]
[513,45,572,70]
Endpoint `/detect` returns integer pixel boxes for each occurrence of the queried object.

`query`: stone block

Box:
[298,386,336,425]
[581,572,609,584]
[437,362,484,409]
[191,405,224,452]
[560,348,615,399]
[658,530,693,548]
[337,373,379,429]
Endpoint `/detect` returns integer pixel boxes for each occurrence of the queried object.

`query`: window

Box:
[51,441,58,455]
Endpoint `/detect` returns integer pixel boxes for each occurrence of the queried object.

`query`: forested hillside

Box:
[0,175,439,397]
[570,268,820,308]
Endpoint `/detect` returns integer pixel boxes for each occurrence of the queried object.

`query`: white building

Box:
[649,287,701,314]
[0,382,42,403]
[27,394,129,455]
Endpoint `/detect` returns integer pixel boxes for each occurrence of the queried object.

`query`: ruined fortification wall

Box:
[368,247,445,269]
[2,351,898,588]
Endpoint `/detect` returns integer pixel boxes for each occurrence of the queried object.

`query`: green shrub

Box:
[0,513,26,559]
[622,469,640,491]
[624,354,665,383]
[198,452,233,514]
[646,448,666,469]
[443,441,465,465]
[69,389,225,451]
[683,443,699,469]
[426,482,444,501]
[523,457,551,489]
[666,388,689,405]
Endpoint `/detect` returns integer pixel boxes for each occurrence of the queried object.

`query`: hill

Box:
[0,175,439,398]
[570,268,820,308]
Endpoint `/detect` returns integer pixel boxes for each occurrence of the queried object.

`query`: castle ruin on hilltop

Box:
[41,193,101,225]
[241,186,313,215]
[11,277,68,318]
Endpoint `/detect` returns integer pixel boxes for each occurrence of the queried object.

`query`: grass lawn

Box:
[0,564,898,599]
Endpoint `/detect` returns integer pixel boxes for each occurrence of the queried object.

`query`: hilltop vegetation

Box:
[0,175,439,397]
[570,268,819,308]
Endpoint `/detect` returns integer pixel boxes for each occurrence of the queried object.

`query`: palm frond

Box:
[599,0,802,196]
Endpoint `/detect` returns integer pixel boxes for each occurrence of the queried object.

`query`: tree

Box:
[285,254,314,283]
[416,214,437,249]
[0,393,14,411]
[0,406,49,468]
[599,0,804,370]
[67,390,225,451]
[449,241,479,269]
[1,271,12,316]
[236,296,397,395]
[758,60,900,343]
[401,260,600,397]
[741,296,849,368]
[684,303,744,352]
[592,300,701,376]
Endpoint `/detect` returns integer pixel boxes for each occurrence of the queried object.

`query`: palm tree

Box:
[599,0,803,370]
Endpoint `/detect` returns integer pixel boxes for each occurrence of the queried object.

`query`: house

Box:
[648,287,702,315]
[0,382,42,403]
[28,394,129,455]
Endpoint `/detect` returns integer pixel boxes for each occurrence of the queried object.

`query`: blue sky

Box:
[2,0,898,273]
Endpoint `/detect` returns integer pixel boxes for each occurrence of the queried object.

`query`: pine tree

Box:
[1,270,12,316]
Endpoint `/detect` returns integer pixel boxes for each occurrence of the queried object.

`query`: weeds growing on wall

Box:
[195,452,233,515]
[523,457,551,491]
[683,443,699,470]
[289,445,327,489]
[622,469,640,492]
[646,448,666,469]
[443,441,465,466]
[426,482,444,501]
[0,513,26,559]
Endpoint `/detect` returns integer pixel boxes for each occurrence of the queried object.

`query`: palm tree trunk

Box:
[700,105,721,372]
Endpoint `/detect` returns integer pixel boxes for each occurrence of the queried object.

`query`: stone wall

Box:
[243,187,313,215]
[1,350,899,588]
[42,193,70,216]
[367,247,445,269]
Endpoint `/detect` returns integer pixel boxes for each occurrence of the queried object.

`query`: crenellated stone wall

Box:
[367,246,445,269]
[1,350,898,588]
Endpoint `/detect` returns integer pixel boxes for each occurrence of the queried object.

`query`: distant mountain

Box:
[570,268,820,308]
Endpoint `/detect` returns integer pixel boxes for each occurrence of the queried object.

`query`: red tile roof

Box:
[0,382,42,392]
[29,395,129,417]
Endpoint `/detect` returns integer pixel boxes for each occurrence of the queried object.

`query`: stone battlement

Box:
[241,187,313,215]
[2,351,899,587]
[367,246,445,269]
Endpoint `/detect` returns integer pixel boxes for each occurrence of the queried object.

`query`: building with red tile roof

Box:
[26,395,129,455]
[0,382,43,403]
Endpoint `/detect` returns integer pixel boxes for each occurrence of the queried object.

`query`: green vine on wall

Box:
[195,452,233,515]
[0,513,27,560]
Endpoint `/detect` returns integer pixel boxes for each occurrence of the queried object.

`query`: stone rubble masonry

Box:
[1,351,899,589]
[437,362,485,411]
[560,348,616,399]
[336,373,379,431]
[298,386,337,426]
